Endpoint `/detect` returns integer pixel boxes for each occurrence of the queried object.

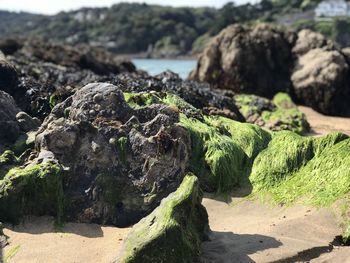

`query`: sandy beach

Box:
[2,217,130,263]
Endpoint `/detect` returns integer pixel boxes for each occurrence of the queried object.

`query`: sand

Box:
[299,106,350,136]
[2,216,130,263]
[201,195,350,263]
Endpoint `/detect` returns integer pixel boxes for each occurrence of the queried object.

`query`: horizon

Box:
[0,0,258,15]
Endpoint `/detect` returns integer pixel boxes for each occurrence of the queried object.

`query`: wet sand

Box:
[2,217,130,263]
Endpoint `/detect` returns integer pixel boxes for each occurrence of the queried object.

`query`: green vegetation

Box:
[180,115,271,192]
[3,0,345,56]
[116,174,208,263]
[0,162,64,226]
[235,93,309,134]
[117,137,128,165]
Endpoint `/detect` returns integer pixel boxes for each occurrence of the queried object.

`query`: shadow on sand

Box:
[201,230,282,263]
[4,216,104,238]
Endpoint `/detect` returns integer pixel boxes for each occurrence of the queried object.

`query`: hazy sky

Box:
[0,0,257,15]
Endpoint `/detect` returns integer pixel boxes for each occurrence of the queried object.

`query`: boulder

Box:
[0,53,18,94]
[0,91,21,150]
[291,48,350,115]
[115,174,209,263]
[35,83,191,226]
[292,29,335,56]
[189,24,296,97]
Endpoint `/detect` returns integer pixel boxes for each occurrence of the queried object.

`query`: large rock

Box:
[189,24,296,97]
[0,90,21,150]
[191,24,350,116]
[35,83,191,226]
[291,48,350,115]
[115,174,208,263]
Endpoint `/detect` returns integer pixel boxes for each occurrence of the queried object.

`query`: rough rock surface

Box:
[115,174,208,263]
[235,93,309,134]
[191,24,350,116]
[35,83,191,226]
[291,48,350,115]
[0,52,18,94]
[292,29,335,56]
[189,24,296,97]
[0,38,136,120]
[0,91,21,152]
[118,71,245,122]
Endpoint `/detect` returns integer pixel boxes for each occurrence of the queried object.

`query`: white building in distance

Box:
[315,0,350,17]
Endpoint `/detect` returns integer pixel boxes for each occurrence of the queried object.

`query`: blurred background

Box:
[1,0,349,76]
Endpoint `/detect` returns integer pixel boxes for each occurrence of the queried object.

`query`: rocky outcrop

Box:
[190,24,350,116]
[0,38,136,120]
[292,29,335,56]
[235,93,309,134]
[189,24,296,98]
[115,174,208,263]
[291,48,350,115]
[33,83,191,226]
[118,71,245,122]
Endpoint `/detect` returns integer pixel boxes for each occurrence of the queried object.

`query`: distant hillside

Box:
[2,0,350,56]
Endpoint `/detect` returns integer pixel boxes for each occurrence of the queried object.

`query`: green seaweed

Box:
[0,162,64,226]
[235,93,309,134]
[117,137,128,165]
[116,174,208,263]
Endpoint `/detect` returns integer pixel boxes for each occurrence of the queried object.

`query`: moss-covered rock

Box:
[115,174,208,263]
[0,161,64,225]
[179,114,271,192]
[235,93,309,134]
[0,150,18,179]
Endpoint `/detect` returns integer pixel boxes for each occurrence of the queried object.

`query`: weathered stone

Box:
[291,48,350,115]
[0,53,18,94]
[35,83,191,226]
[115,174,209,263]
[189,24,296,97]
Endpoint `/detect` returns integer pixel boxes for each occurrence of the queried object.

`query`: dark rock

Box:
[0,90,20,150]
[0,38,23,55]
[0,53,18,94]
[35,83,191,226]
[189,24,296,98]
[118,71,245,122]
[0,38,136,120]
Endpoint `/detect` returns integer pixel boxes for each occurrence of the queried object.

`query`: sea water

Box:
[132,59,197,80]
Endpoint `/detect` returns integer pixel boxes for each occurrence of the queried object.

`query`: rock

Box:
[292,29,335,56]
[0,52,18,94]
[235,93,309,134]
[291,48,350,115]
[0,91,21,150]
[0,222,7,248]
[16,111,41,132]
[189,24,296,97]
[115,174,209,263]
[0,38,136,120]
[35,83,191,226]
[118,71,245,122]
[0,38,23,55]
[191,24,350,116]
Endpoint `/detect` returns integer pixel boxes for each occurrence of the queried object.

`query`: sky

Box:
[0,0,257,15]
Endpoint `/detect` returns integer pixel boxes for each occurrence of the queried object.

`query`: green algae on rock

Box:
[235,93,309,134]
[115,174,208,263]
[180,114,271,192]
[0,161,64,226]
